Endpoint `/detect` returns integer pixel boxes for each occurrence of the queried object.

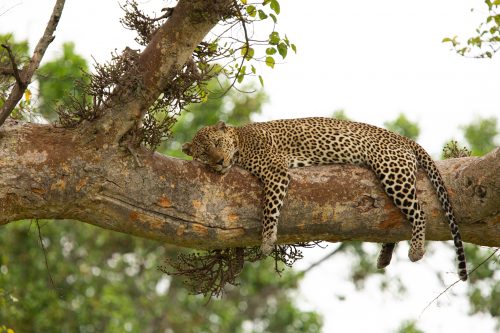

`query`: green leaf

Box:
[270,0,280,14]
[291,43,297,53]
[259,75,264,86]
[241,45,255,60]
[258,9,268,20]
[283,35,290,46]
[241,0,247,4]
[265,56,275,68]
[266,47,277,55]
[246,5,256,17]
[251,64,256,74]
[277,42,287,58]
[269,31,280,45]
[269,13,277,23]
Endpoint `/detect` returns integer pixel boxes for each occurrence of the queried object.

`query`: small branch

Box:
[35,220,60,296]
[0,0,66,128]
[215,0,250,98]
[299,243,346,275]
[419,248,499,317]
[0,44,24,87]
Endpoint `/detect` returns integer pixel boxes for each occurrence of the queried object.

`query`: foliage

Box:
[37,42,89,122]
[0,221,321,332]
[443,0,500,58]
[395,320,425,333]
[383,113,420,140]
[442,140,471,159]
[462,116,498,156]
[331,109,350,120]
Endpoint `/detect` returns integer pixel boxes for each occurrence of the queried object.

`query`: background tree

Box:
[383,113,420,141]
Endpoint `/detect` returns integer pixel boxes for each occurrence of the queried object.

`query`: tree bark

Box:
[1,120,499,249]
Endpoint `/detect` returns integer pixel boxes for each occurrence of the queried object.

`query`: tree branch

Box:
[0,0,65,127]
[1,121,499,249]
[95,0,234,144]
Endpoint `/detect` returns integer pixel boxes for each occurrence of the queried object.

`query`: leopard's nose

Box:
[215,158,224,165]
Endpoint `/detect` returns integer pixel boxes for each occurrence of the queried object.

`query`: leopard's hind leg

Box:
[377,242,396,269]
[373,155,426,264]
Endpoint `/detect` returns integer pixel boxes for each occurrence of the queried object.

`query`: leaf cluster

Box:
[443,0,500,58]
[442,140,471,159]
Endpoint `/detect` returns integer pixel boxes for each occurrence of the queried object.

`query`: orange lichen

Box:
[176,225,186,236]
[31,187,46,195]
[217,228,245,240]
[192,200,202,209]
[158,196,172,208]
[192,224,208,236]
[379,201,404,229]
[50,179,66,191]
[76,178,87,192]
[129,211,139,221]
[227,213,239,223]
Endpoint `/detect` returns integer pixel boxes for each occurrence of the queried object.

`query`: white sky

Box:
[1,0,498,332]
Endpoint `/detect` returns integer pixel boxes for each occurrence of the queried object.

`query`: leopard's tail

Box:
[410,140,468,281]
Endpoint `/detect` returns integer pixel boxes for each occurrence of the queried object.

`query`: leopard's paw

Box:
[408,246,425,262]
[260,242,274,257]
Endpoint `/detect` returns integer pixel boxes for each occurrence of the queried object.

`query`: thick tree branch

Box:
[0,0,65,127]
[96,0,233,143]
[1,121,499,249]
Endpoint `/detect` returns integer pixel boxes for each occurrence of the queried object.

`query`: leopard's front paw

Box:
[408,246,425,262]
[260,242,275,257]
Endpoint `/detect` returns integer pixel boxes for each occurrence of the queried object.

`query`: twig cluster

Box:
[160,242,323,298]
[120,0,174,46]
[442,140,471,159]
[56,47,142,128]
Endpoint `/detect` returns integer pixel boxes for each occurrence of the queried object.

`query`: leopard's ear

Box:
[215,121,227,131]
[182,142,192,156]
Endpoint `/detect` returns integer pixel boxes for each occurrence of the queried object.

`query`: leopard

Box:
[182,117,468,281]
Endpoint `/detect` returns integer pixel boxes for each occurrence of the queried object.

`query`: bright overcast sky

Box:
[2,0,498,332]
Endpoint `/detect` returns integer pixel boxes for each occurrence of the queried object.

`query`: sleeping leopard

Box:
[182,117,468,281]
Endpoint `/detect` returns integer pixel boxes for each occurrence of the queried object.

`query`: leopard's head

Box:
[182,121,238,174]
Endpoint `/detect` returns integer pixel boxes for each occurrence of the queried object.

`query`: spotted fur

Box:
[182,117,468,281]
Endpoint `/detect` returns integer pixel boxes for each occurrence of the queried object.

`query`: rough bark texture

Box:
[1,120,499,250]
